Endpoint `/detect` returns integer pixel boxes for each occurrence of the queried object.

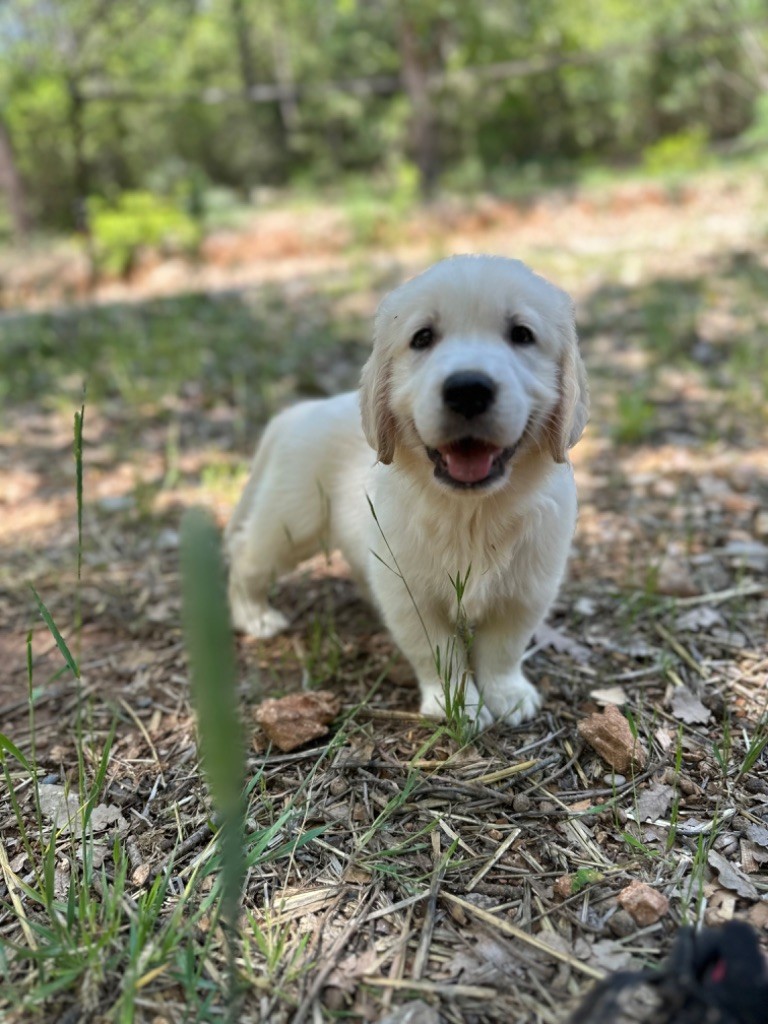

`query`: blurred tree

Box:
[0,111,29,239]
[0,0,765,233]
[1,0,193,228]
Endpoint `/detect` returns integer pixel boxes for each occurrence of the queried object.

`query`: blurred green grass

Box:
[1,207,766,447]
[0,284,372,428]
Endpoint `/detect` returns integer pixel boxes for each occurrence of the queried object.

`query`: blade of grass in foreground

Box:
[29,587,80,680]
[180,508,245,1018]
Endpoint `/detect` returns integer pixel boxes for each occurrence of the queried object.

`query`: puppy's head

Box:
[359,255,588,490]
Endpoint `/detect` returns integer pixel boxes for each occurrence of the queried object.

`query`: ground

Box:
[0,166,767,1024]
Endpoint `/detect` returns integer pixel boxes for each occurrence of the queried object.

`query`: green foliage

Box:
[642,128,710,177]
[613,389,656,444]
[571,868,604,893]
[90,192,201,277]
[0,0,764,230]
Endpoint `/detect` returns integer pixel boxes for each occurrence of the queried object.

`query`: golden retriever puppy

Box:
[225,255,588,726]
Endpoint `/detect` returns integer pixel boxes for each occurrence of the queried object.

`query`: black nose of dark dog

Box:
[442,372,497,419]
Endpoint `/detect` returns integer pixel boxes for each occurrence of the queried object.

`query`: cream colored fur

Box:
[225,255,588,726]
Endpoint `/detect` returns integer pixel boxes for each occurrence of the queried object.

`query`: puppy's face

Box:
[360,255,588,492]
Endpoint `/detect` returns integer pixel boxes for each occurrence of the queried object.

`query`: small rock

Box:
[322,987,348,1012]
[754,511,768,539]
[156,528,180,551]
[512,793,531,813]
[98,494,135,513]
[578,704,648,774]
[554,874,574,899]
[721,540,768,572]
[608,908,636,937]
[575,596,598,616]
[255,690,340,752]
[655,555,699,597]
[618,880,669,926]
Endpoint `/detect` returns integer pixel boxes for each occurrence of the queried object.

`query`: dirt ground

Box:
[1,170,767,1023]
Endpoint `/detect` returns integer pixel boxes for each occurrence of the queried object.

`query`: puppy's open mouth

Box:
[427,438,516,489]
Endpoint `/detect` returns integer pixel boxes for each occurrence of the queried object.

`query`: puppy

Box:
[225,255,588,725]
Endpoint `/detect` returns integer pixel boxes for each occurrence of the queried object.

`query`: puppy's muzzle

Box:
[442,371,497,419]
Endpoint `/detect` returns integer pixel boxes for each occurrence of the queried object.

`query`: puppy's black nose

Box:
[442,371,497,419]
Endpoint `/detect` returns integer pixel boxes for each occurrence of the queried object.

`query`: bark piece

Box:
[577,704,648,773]
[255,691,340,752]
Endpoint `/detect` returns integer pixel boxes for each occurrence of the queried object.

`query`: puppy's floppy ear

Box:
[359,349,397,465]
[546,327,589,464]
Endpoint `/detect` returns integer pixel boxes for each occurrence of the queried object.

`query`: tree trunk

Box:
[0,113,30,241]
[397,14,439,199]
[230,0,270,181]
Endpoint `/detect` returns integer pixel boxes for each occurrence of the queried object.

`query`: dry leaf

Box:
[704,885,737,926]
[618,880,669,925]
[326,948,380,993]
[379,1002,441,1024]
[588,938,633,972]
[577,704,648,774]
[85,843,110,868]
[670,686,710,725]
[38,784,80,832]
[745,822,768,848]
[533,623,590,664]
[635,782,674,823]
[740,840,767,874]
[745,901,768,929]
[89,802,128,834]
[707,849,759,900]
[132,863,151,886]
[255,691,340,752]
[675,606,723,632]
[590,685,628,706]
[447,934,521,987]
[654,727,675,753]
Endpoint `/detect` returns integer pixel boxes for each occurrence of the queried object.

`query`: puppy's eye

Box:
[508,324,536,346]
[410,326,435,350]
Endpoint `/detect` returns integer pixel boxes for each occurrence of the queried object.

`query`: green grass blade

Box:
[29,587,80,680]
[0,733,33,772]
[74,401,85,583]
[180,507,245,1016]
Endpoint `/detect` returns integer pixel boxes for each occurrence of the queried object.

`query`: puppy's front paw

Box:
[419,679,494,728]
[480,671,542,726]
[229,593,289,639]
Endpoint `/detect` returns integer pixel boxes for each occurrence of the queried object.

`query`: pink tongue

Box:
[442,446,497,484]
